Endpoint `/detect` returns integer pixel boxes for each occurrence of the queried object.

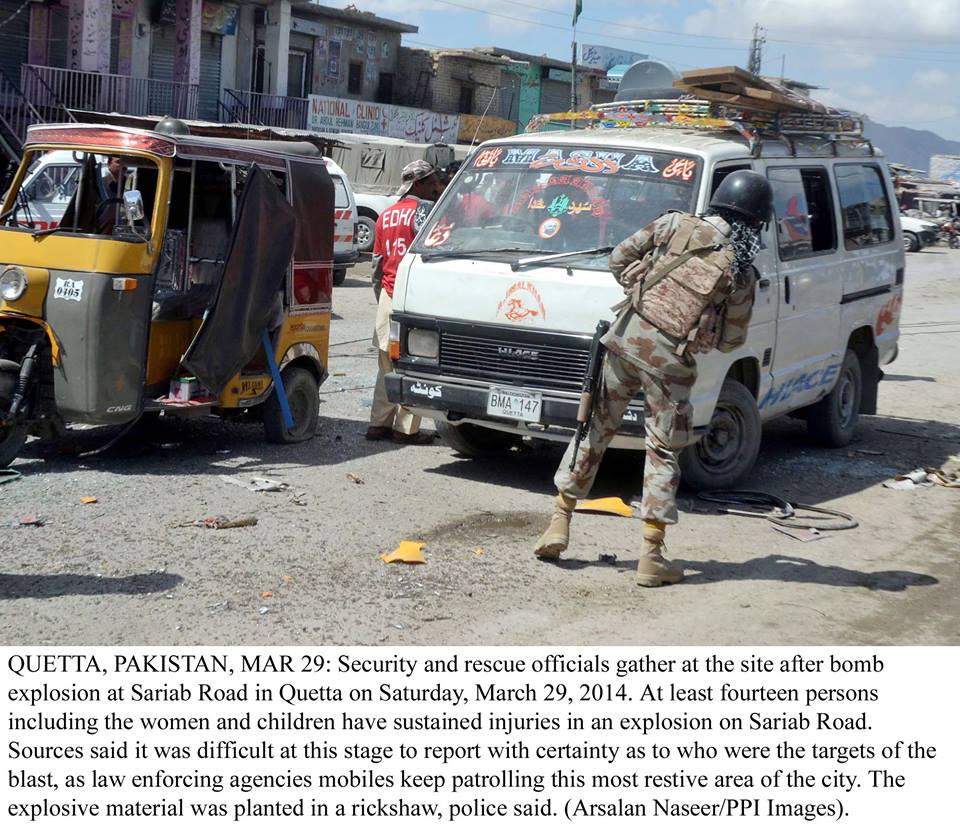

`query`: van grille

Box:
[439,331,591,391]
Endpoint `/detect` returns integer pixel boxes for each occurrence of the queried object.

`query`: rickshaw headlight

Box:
[0,267,28,302]
[407,329,439,360]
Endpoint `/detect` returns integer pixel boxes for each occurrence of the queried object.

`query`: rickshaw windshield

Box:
[2,149,160,239]
[411,144,701,269]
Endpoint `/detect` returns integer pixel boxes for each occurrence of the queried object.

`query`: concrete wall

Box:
[397,47,433,108]
[292,12,403,101]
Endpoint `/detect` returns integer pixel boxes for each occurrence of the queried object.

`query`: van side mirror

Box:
[123,190,144,224]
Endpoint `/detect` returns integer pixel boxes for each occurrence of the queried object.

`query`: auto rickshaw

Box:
[0,121,336,466]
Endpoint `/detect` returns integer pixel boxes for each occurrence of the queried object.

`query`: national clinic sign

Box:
[307,95,460,144]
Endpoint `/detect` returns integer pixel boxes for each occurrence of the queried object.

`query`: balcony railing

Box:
[21,65,199,121]
[221,89,308,131]
[0,70,45,154]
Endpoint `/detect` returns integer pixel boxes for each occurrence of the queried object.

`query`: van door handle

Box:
[784,275,791,305]
[757,277,771,289]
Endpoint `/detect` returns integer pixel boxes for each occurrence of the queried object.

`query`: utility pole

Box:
[747,23,766,75]
[571,26,578,111]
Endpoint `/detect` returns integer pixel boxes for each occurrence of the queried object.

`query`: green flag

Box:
[573,0,582,26]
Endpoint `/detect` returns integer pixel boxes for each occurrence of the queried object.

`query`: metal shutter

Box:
[0,0,30,85]
[539,79,569,115]
[149,26,176,83]
[198,32,222,121]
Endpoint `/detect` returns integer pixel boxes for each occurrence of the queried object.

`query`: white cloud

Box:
[819,82,959,127]
[684,0,960,48]
[913,69,951,89]
[328,0,569,34]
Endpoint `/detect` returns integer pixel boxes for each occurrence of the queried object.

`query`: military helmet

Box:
[155,116,191,136]
[709,170,773,225]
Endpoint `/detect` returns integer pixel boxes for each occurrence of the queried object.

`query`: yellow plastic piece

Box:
[380,541,426,565]
[574,497,634,517]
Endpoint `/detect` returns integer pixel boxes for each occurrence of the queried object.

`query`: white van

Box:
[8,149,83,230]
[384,118,905,488]
[323,156,360,286]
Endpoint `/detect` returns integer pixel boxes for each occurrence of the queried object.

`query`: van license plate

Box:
[487,388,542,422]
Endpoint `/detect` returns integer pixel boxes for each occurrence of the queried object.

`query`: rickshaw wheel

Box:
[263,366,320,444]
[0,424,28,468]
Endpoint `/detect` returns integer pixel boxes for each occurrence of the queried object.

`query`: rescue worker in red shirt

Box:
[366,161,445,444]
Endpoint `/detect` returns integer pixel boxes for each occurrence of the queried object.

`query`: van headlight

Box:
[0,267,28,302]
[407,329,439,360]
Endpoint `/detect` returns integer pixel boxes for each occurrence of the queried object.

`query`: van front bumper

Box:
[385,371,651,446]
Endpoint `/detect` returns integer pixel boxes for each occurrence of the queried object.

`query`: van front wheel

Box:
[679,379,761,491]
[263,366,320,444]
[806,349,861,447]
[436,420,520,457]
[0,424,28,468]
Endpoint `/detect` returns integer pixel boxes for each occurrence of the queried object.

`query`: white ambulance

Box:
[384,111,905,488]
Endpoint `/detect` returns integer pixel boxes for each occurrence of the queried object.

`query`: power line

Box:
[425,0,960,65]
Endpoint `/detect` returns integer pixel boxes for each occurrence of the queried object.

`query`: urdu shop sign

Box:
[307,95,460,144]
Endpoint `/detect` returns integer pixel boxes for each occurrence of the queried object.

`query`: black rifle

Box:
[570,320,610,470]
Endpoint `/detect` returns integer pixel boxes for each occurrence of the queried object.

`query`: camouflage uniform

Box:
[554,211,756,524]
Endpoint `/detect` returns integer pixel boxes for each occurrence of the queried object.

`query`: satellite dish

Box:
[615,59,682,102]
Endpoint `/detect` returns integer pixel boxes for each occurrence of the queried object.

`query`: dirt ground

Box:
[1,249,958,646]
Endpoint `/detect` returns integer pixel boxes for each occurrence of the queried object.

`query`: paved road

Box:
[2,251,958,645]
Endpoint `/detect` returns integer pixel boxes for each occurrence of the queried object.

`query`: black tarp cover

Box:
[182,164,296,393]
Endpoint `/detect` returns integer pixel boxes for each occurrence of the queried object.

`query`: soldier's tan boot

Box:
[636,520,684,587]
[534,493,577,560]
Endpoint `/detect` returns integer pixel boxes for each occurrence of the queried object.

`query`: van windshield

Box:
[2,149,159,239]
[412,144,700,268]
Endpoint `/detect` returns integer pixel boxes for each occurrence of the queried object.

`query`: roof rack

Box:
[525,97,864,140]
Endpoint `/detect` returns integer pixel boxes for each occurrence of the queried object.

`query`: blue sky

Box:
[337,0,960,142]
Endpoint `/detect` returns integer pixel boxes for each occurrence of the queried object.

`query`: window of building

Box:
[836,163,894,249]
[348,62,363,95]
[768,166,836,260]
[377,72,395,104]
[254,45,267,94]
[458,84,475,114]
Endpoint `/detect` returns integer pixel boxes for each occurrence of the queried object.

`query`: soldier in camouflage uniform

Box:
[534,170,774,587]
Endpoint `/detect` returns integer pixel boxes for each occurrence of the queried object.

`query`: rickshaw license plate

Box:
[486,387,542,422]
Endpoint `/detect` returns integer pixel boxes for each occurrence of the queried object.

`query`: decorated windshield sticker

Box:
[538,218,561,240]
[547,195,571,217]
[531,149,623,175]
[497,280,547,323]
[663,157,698,181]
[621,154,660,174]
[472,147,504,168]
[423,219,454,248]
[502,147,541,165]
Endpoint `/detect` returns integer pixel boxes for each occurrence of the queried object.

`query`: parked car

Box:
[899,214,938,252]
[328,134,470,253]
[385,123,904,490]
[323,156,359,286]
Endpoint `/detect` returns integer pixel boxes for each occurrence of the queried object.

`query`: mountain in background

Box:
[863,120,960,173]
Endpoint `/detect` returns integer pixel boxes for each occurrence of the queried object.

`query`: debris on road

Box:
[0,469,22,485]
[258,606,270,615]
[575,497,634,517]
[599,552,618,563]
[472,547,484,557]
[289,492,308,506]
[219,475,288,493]
[18,515,44,527]
[772,525,825,542]
[187,515,258,530]
[260,591,274,599]
[884,456,960,490]
[346,473,365,485]
[380,541,426,564]
[80,496,98,504]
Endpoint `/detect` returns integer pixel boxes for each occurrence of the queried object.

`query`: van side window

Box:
[768,167,836,260]
[836,163,894,249]
[710,164,751,196]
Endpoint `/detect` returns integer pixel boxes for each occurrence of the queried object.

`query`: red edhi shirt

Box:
[373,196,433,297]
